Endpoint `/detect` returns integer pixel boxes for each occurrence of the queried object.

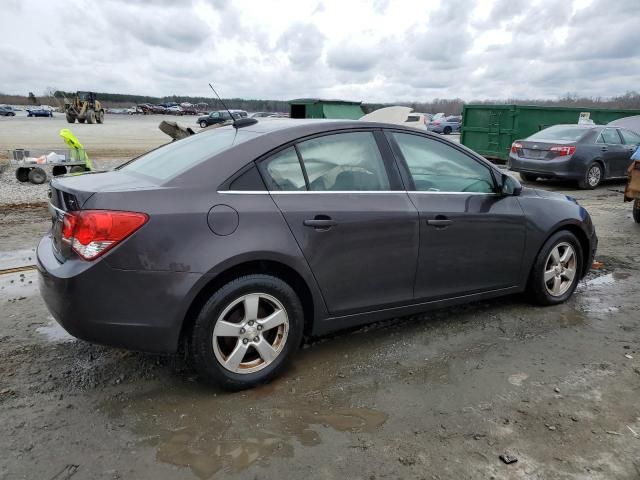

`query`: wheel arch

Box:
[178,259,317,352]
[529,222,592,284]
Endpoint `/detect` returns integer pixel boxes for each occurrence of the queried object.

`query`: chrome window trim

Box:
[218,190,498,196]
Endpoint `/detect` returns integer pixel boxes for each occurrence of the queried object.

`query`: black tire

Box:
[527,230,583,306]
[443,126,452,135]
[28,167,47,185]
[190,274,304,390]
[86,109,96,124]
[519,172,538,182]
[96,110,104,124]
[633,199,640,224]
[15,167,30,182]
[78,118,86,123]
[578,162,603,189]
[199,121,208,128]
[70,165,87,174]
[52,166,67,176]
[66,113,76,123]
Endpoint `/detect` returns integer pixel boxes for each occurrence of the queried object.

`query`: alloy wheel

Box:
[212,293,289,374]
[587,165,601,187]
[543,242,577,297]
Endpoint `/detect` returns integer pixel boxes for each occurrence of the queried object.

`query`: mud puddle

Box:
[104,382,387,479]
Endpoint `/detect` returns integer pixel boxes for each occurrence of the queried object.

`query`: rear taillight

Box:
[550,145,576,156]
[432,122,440,126]
[511,142,522,153]
[62,210,148,260]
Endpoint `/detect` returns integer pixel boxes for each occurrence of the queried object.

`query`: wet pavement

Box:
[1,181,639,479]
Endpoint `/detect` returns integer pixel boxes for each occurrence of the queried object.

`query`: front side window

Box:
[296,132,390,191]
[210,112,220,118]
[262,147,306,191]
[620,129,640,145]
[391,132,495,193]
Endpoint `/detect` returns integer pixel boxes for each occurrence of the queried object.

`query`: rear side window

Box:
[599,128,622,144]
[620,129,640,145]
[262,147,306,191]
[119,129,256,182]
[528,126,589,142]
[297,132,390,191]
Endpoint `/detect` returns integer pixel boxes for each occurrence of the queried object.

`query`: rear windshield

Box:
[527,126,589,142]
[118,128,257,181]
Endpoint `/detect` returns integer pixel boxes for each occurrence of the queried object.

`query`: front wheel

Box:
[528,230,583,305]
[578,162,602,189]
[28,167,47,185]
[199,121,208,128]
[633,199,640,224]
[190,274,304,390]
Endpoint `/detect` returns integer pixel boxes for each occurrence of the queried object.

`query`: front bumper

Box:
[37,235,201,353]
[508,154,582,180]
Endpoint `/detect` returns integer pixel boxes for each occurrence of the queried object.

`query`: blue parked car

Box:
[428,115,461,135]
[27,108,53,118]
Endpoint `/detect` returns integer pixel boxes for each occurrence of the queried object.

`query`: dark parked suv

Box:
[509,124,640,189]
[39,119,597,389]
[198,110,246,128]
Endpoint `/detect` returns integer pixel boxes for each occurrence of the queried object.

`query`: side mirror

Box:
[499,173,522,196]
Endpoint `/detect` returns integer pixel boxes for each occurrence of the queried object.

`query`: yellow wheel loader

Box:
[64,91,105,124]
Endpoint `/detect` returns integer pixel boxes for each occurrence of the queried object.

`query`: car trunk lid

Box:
[516,140,576,159]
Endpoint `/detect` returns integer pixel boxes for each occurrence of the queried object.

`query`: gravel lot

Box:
[0,118,639,479]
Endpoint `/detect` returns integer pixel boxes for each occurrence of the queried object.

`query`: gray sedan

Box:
[38,119,597,389]
[508,124,640,189]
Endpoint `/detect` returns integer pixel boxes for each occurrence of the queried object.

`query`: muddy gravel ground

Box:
[1,178,639,479]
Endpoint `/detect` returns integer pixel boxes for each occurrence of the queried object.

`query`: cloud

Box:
[0,0,638,102]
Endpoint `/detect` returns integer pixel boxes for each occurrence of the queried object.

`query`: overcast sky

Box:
[2,0,638,102]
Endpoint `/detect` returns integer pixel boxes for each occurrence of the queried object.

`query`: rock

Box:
[554,387,560,393]
[499,453,518,464]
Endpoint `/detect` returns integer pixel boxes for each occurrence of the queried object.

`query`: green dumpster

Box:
[461,104,640,161]
[289,99,364,120]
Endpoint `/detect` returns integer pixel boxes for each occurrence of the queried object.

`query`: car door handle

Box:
[600,146,608,151]
[303,217,337,229]
[427,218,453,228]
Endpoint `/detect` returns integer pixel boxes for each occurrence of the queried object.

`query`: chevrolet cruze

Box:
[39,119,597,389]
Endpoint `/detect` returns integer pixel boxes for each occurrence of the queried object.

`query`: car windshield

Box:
[118,128,258,182]
[528,126,589,142]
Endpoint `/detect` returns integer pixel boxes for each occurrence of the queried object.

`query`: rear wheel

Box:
[86,109,96,124]
[15,167,30,182]
[633,199,640,224]
[52,166,67,176]
[443,126,452,135]
[65,113,76,123]
[528,230,582,305]
[519,172,538,182]
[28,167,47,185]
[190,274,304,390]
[578,162,602,189]
[96,110,104,124]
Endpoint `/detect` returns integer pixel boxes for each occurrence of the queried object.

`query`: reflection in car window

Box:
[297,132,390,191]
[391,132,494,193]
[119,128,256,182]
[600,128,622,144]
[620,129,640,145]
[263,147,306,191]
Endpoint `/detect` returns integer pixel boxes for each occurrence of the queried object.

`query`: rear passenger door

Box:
[598,128,627,177]
[620,128,640,170]
[386,131,526,301]
[259,130,419,315]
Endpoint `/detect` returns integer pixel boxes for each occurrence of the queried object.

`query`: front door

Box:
[386,131,526,301]
[259,131,419,315]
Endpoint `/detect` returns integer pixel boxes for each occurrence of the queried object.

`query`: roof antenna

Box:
[208,83,257,129]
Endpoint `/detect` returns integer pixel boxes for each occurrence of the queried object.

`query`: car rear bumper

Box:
[508,154,582,179]
[37,235,201,353]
